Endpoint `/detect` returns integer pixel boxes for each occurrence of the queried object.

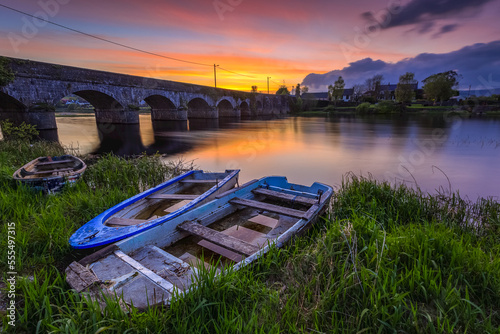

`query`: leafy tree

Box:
[365,74,383,100]
[275,85,290,95]
[330,76,345,104]
[301,86,309,94]
[395,72,416,104]
[423,70,461,104]
[251,85,258,93]
[295,83,301,98]
[352,84,364,102]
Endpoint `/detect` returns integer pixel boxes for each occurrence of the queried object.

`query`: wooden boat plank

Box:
[222,225,268,247]
[89,253,136,282]
[114,275,170,310]
[248,214,279,228]
[131,246,193,289]
[114,250,175,293]
[106,217,147,227]
[179,252,214,270]
[29,167,75,175]
[198,240,243,262]
[66,261,100,292]
[147,194,198,200]
[229,198,308,219]
[252,188,318,206]
[79,244,119,266]
[37,159,74,166]
[180,179,219,184]
[164,200,192,213]
[178,221,260,256]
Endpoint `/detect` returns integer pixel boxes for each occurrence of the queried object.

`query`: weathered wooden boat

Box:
[66,176,333,310]
[12,155,87,194]
[69,170,240,249]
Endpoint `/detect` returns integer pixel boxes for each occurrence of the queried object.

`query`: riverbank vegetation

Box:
[1,140,500,333]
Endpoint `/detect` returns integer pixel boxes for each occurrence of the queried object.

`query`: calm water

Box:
[54,114,500,200]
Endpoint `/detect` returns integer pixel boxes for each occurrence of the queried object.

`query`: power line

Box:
[0,3,260,77]
[218,67,255,79]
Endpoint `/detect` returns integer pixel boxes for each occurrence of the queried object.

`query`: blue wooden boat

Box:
[69,170,240,249]
[13,155,86,194]
[66,176,333,310]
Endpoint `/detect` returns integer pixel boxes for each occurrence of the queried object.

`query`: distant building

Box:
[306,83,419,102]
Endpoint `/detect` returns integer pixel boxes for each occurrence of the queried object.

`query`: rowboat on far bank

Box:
[13,155,87,194]
[69,169,240,249]
[66,175,333,310]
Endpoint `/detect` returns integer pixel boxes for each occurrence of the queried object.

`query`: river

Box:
[53,113,500,200]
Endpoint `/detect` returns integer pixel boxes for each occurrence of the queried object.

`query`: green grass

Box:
[2,141,500,333]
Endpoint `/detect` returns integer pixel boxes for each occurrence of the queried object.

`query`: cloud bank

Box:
[302,40,500,94]
[362,0,497,36]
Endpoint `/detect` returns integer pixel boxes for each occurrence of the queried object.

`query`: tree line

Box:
[255,70,463,105]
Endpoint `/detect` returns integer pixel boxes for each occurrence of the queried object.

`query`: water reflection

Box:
[54,114,500,199]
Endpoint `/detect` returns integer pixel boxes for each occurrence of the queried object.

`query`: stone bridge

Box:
[0,57,290,132]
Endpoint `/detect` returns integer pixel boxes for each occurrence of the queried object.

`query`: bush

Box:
[375,100,398,113]
[290,97,303,113]
[0,120,39,141]
[356,102,371,114]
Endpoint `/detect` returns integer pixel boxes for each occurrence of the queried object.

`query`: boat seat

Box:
[147,194,198,200]
[180,179,219,184]
[252,188,318,206]
[106,217,147,226]
[22,167,74,175]
[229,198,308,219]
[177,221,260,256]
[37,159,73,166]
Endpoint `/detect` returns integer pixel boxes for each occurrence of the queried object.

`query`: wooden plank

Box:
[229,198,308,219]
[248,214,279,228]
[30,167,74,175]
[79,244,119,266]
[164,200,191,213]
[177,221,259,256]
[198,240,242,262]
[106,217,147,226]
[180,179,218,184]
[37,159,73,166]
[179,252,215,270]
[252,188,317,206]
[114,250,175,293]
[65,261,100,292]
[147,194,198,200]
[215,179,259,199]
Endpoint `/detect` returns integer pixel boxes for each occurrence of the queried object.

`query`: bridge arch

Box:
[217,99,236,117]
[240,101,251,117]
[73,90,123,111]
[73,90,138,124]
[0,92,27,113]
[187,97,217,119]
[144,95,186,121]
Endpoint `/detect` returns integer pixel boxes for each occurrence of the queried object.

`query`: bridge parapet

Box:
[0,57,289,131]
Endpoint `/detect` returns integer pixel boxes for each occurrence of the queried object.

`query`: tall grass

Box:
[2,141,500,333]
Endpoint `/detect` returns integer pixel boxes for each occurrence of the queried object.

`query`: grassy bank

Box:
[1,141,500,333]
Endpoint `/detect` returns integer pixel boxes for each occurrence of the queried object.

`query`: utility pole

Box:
[214,64,219,88]
[267,76,271,94]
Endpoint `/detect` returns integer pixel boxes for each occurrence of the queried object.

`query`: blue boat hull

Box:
[69,169,240,249]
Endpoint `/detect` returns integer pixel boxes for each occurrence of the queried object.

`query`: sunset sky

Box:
[1,0,499,92]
